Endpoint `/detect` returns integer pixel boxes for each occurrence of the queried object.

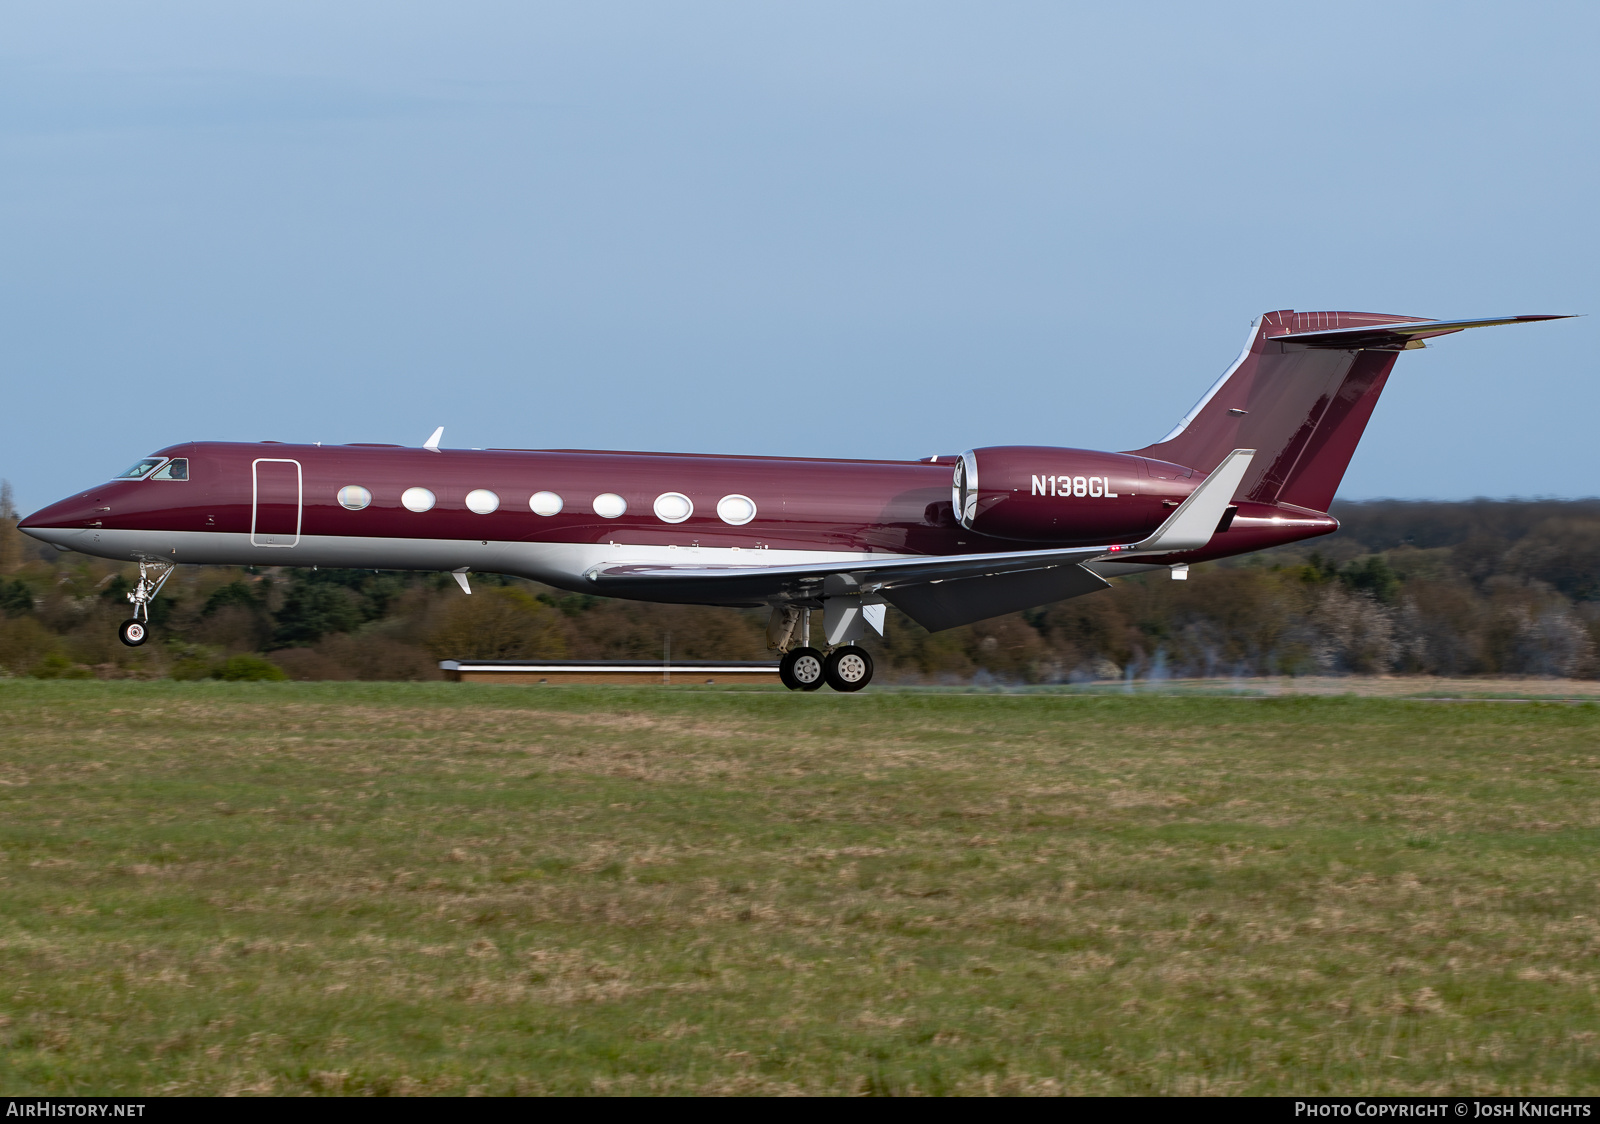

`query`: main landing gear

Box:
[770,607,875,692]
[117,560,175,647]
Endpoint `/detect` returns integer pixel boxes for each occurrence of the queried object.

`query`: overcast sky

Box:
[2,1,1595,513]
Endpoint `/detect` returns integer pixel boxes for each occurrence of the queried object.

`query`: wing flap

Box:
[883,564,1110,632]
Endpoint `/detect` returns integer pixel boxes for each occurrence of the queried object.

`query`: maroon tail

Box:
[1128,310,1431,513]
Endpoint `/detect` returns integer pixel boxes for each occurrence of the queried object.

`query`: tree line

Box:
[2,483,1598,682]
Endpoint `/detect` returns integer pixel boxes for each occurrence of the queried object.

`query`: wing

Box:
[586,542,1116,606]
[584,451,1255,628]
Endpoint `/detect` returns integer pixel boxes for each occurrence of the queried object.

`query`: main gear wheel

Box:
[779,646,826,691]
[823,646,873,692]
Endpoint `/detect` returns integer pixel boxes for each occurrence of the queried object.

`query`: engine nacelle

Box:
[953,446,1196,544]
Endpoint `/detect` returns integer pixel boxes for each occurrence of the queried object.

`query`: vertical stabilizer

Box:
[1133,310,1569,512]
[1131,310,1413,512]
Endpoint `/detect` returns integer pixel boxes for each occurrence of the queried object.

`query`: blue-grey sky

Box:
[3,1,1595,514]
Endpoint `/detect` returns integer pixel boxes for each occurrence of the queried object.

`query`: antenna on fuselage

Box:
[423,426,444,452]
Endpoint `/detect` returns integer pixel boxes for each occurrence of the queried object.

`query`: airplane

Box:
[19,309,1570,692]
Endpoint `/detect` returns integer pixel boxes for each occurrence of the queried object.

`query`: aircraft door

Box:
[251,459,302,547]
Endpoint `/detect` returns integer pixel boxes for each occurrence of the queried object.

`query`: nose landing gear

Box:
[117,560,174,647]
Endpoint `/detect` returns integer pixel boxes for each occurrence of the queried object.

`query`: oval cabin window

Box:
[529,491,563,517]
[592,493,627,519]
[465,489,500,514]
[653,492,693,523]
[401,487,436,513]
[337,485,372,511]
[717,494,757,526]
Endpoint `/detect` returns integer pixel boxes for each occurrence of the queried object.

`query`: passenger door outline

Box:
[251,458,303,547]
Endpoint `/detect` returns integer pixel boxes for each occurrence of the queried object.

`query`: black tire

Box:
[118,619,148,647]
[823,646,873,692]
[780,647,826,691]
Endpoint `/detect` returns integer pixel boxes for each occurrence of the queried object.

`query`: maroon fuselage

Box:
[23,441,1335,578]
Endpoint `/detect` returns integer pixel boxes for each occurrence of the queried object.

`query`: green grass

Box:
[1,681,1597,1095]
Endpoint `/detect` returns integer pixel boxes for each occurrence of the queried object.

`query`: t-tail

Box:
[1130,310,1571,513]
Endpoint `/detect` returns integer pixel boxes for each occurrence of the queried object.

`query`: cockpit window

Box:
[114,457,166,480]
[151,458,189,481]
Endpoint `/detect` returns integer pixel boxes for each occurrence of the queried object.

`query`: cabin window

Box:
[151,459,189,481]
[337,485,372,511]
[115,457,165,480]
[465,489,500,514]
[401,487,436,513]
[529,491,563,516]
[717,494,757,526]
[653,492,693,523]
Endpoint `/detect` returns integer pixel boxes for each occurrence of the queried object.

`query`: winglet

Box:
[1131,449,1254,554]
[424,426,444,452]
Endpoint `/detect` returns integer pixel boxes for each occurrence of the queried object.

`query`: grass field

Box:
[1,681,1597,1096]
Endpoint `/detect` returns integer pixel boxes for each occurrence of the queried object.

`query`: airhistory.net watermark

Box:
[5,1105,145,1118]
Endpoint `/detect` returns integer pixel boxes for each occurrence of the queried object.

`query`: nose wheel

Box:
[780,647,826,691]
[118,619,148,647]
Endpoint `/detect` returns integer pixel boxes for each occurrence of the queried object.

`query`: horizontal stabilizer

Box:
[1268,314,1571,350]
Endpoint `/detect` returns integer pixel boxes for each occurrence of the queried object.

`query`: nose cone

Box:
[18,494,99,545]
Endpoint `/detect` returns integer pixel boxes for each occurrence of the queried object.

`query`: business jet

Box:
[19,310,1567,691]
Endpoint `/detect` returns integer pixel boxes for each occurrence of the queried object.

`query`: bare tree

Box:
[0,479,19,571]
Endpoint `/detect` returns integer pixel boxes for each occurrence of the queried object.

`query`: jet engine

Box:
[952,446,1196,544]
